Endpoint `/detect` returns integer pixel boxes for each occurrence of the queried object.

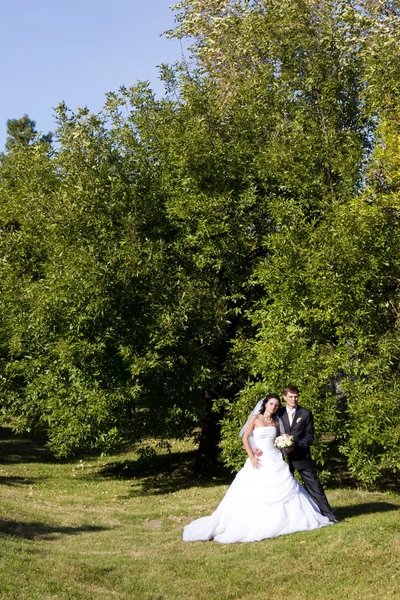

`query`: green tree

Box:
[3,114,52,152]
[204,0,400,484]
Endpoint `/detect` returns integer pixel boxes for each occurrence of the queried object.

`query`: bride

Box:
[183,394,333,544]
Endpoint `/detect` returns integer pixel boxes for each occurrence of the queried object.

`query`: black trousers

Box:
[289,462,336,521]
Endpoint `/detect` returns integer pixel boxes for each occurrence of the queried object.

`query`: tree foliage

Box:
[3,114,52,152]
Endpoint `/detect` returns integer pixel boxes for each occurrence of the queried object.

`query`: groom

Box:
[277,385,338,523]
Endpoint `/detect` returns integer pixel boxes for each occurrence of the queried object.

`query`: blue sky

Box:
[0,0,186,148]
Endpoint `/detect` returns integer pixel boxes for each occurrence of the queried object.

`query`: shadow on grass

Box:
[0,426,116,466]
[0,426,137,466]
[0,475,43,487]
[336,502,400,520]
[0,427,56,465]
[98,449,233,496]
[0,518,111,540]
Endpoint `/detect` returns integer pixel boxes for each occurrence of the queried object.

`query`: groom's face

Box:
[284,392,299,408]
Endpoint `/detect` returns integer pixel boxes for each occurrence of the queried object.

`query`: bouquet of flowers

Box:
[274,434,294,449]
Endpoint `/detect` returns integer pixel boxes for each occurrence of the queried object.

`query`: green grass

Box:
[0,427,399,600]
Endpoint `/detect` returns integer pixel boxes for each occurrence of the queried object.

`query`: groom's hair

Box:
[259,394,280,414]
[284,385,300,395]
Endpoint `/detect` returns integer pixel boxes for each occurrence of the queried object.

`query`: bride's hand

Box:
[253,447,263,457]
[250,455,261,470]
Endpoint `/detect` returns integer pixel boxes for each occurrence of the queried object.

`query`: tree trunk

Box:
[193,392,225,476]
[193,311,242,476]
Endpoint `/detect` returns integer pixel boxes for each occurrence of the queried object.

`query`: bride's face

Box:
[264,398,280,415]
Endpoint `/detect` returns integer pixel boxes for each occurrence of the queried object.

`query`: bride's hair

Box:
[259,394,280,416]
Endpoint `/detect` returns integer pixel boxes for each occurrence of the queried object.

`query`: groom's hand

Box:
[253,447,263,457]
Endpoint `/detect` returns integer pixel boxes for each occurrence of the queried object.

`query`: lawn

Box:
[0,427,399,600]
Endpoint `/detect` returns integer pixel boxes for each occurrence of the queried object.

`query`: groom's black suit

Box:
[278,405,336,522]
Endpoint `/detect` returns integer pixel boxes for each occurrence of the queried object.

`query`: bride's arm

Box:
[242,416,261,470]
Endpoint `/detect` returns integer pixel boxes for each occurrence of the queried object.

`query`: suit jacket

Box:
[278,405,315,469]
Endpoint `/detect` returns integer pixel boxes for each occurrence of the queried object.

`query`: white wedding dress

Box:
[183,426,332,544]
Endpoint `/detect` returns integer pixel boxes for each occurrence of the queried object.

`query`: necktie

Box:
[288,409,295,426]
